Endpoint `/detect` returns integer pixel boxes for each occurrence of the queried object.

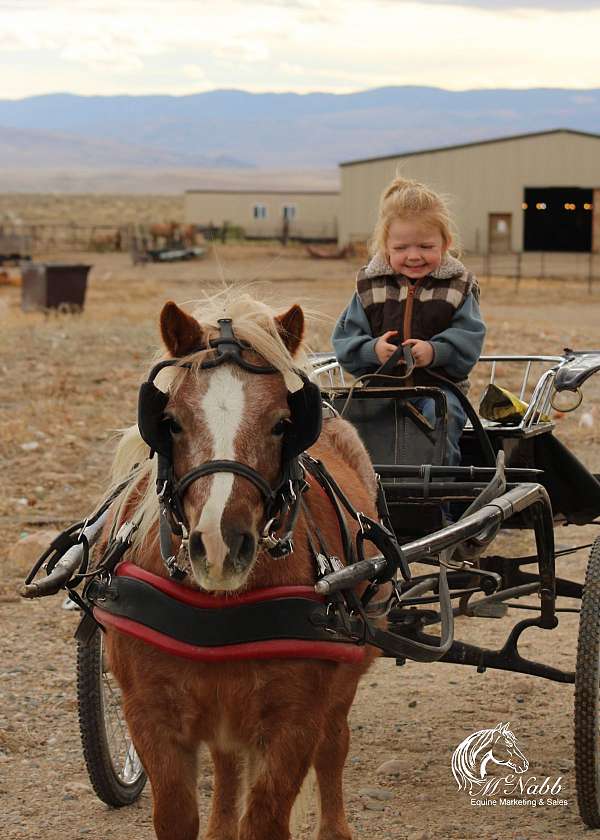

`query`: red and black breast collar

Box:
[90,562,366,664]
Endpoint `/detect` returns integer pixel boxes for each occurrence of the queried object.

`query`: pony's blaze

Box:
[187,366,258,591]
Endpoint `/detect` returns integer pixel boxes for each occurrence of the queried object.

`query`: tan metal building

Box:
[339,129,600,254]
[184,189,339,241]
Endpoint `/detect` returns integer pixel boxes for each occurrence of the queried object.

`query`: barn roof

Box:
[339,128,600,168]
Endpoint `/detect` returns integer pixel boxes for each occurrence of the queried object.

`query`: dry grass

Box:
[1,237,600,839]
[1,242,599,583]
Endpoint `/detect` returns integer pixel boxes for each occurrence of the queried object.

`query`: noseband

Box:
[137,319,323,578]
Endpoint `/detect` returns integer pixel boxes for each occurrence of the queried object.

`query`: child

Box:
[332,176,486,466]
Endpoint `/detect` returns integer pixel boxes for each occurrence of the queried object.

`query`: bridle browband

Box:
[137,318,322,578]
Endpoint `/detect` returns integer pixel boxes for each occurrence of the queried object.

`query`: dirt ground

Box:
[1,242,600,840]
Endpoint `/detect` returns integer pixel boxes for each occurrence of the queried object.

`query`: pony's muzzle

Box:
[188,527,257,587]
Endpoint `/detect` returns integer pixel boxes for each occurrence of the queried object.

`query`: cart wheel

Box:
[575,536,600,828]
[77,627,147,806]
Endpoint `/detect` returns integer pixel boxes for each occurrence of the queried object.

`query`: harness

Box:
[31,318,452,663]
[137,319,322,578]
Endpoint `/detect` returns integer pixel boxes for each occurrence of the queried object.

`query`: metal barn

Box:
[338,129,600,254]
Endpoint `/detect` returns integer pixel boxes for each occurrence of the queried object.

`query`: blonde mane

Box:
[105,290,311,550]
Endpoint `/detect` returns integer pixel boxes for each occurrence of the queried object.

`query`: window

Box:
[253,204,267,219]
[282,205,296,220]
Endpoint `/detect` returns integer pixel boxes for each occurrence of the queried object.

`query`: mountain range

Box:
[1,86,599,187]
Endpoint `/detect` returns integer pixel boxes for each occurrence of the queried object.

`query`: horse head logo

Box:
[452,722,529,793]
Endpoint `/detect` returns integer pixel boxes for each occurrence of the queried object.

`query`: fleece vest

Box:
[356,254,479,382]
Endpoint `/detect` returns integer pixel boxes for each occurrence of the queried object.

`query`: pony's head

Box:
[140,296,315,592]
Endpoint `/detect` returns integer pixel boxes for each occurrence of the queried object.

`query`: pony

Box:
[451,722,529,793]
[101,292,380,840]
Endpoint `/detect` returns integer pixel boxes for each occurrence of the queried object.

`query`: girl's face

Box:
[386,218,447,279]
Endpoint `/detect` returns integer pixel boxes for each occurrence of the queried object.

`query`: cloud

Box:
[1,0,600,98]
[407,0,600,8]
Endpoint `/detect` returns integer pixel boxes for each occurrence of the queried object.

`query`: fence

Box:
[0,222,135,255]
[2,222,599,289]
[464,250,600,291]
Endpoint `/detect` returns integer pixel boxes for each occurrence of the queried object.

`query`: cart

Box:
[20,349,600,827]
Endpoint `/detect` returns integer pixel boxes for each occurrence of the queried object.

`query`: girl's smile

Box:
[386,218,447,278]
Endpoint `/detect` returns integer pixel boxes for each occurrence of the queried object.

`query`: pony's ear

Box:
[160,301,205,358]
[275,304,304,357]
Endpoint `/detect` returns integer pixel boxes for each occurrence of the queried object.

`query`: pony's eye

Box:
[166,416,182,435]
[271,419,289,436]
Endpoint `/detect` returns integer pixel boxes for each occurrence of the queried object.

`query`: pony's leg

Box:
[126,714,200,840]
[238,735,315,840]
[313,701,354,840]
[205,747,242,840]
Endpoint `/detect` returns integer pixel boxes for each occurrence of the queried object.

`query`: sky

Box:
[1,0,600,99]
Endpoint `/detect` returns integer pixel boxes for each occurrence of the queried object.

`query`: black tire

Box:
[575,536,600,828]
[77,627,147,806]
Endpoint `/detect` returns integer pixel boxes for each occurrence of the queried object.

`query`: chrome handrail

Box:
[310,353,573,434]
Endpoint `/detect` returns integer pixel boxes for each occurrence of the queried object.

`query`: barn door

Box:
[488,213,512,253]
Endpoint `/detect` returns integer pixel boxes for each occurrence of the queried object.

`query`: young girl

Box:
[332,176,486,466]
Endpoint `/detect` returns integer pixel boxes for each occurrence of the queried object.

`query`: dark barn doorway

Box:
[523,187,593,252]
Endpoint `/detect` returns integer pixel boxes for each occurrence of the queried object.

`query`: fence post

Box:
[589,250,594,294]
[515,251,522,291]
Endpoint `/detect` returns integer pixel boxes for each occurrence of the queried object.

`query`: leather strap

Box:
[175,460,276,503]
[362,344,415,387]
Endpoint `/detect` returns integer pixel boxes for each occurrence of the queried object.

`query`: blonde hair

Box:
[370,175,458,257]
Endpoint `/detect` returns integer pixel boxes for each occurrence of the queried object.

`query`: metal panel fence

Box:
[465,250,600,290]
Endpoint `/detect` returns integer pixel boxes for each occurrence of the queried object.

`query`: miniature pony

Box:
[103,294,379,840]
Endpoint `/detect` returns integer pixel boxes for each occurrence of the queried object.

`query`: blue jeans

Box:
[412,386,467,466]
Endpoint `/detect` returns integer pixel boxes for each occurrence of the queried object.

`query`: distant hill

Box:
[0,123,250,169]
[1,86,599,178]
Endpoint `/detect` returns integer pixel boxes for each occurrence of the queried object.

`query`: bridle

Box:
[137,319,323,578]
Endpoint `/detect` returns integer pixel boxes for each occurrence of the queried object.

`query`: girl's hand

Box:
[403,338,434,367]
[374,330,400,364]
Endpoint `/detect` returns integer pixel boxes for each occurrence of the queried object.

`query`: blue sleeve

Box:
[331,292,380,376]
[428,294,486,380]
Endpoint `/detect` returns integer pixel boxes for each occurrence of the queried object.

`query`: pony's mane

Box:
[103,290,311,550]
[452,728,495,790]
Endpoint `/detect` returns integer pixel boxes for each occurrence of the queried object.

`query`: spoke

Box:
[98,638,144,785]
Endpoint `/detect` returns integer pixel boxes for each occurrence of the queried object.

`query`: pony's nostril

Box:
[189,531,206,562]
[223,529,256,571]
[239,532,255,563]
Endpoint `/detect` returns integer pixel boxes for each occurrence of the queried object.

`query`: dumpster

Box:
[21,263,91,312]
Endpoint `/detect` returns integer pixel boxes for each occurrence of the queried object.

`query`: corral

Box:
[1,238,600,839]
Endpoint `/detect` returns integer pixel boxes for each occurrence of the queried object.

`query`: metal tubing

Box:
[315,555,387,595]
[373,465,542,479]
[465,582,540,614]
[397,483,550,566]
[520,361,532,400]
[20,509,109,598]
